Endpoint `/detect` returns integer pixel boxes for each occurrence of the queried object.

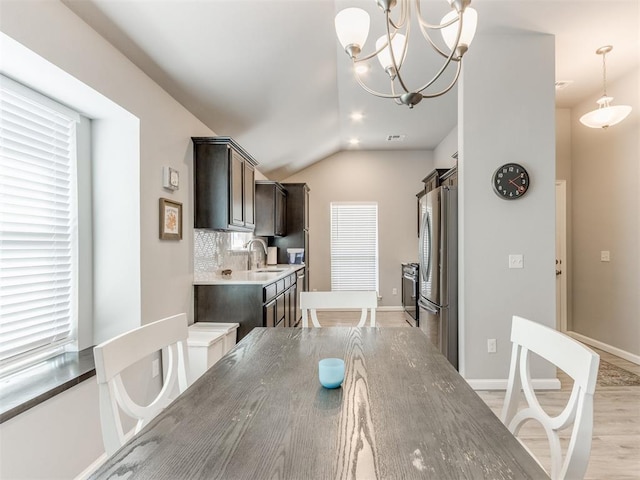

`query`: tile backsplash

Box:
[194,230,265,274]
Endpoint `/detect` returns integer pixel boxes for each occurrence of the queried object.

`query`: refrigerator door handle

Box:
[418,299,438,314]
[419,211,430,284]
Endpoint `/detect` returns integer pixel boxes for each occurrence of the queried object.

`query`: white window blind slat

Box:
[330,203,379,292]
[0,75,78,371]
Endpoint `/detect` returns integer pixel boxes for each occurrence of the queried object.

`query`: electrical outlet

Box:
[600,250,610,262]
[508,254,524,269]
[152,359,160,378]
[487,339,497,353]
[392,288,398,295]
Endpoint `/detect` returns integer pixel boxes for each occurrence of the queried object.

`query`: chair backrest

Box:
[300,291,377,327]
[501,315,600,480]
[93,313,190,456]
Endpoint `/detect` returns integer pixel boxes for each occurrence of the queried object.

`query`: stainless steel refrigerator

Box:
[418,186,458,369]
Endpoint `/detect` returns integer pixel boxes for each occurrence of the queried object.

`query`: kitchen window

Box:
[330,202,379,292]
[0,75,80,377]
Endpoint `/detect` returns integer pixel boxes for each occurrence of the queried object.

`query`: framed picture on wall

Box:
[159,198,182,240]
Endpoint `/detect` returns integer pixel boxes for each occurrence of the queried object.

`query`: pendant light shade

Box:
[375,34,407,73]
[579,45,632,129]
[580,100,632,129]
[441,7,478,52]
[335,8,370,55]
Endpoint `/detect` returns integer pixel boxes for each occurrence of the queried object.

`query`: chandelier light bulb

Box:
[375,34,407,73]
[335,8,370,57]
[441,7,478,52]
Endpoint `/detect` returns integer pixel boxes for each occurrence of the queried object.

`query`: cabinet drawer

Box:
[264,282,277,303]
[276,279,286,295]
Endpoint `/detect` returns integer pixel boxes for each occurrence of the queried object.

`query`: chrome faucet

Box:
[244,238,268,270]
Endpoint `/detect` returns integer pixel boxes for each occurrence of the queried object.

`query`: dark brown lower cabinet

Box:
[195,271,300,341]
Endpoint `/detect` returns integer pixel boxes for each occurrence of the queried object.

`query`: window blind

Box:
[330,203,378,292]
[0,76,78,370]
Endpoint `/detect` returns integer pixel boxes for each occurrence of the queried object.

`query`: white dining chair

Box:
[300,291,377,327]
[93,313,190,456]
[501,315,600,480]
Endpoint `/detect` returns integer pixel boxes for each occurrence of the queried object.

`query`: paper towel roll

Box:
[267,247,278,265]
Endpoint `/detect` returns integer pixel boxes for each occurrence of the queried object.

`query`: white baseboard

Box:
[314,306,403,312]
[466,378,561,391]
[376,306,404,312]
[566,331,640,365]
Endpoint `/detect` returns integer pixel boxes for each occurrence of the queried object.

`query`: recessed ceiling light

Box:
[349,138,360,146]
[354,64,369,75]
[350,112,364,121]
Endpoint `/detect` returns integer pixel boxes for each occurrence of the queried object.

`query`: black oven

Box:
[401,263,419,327]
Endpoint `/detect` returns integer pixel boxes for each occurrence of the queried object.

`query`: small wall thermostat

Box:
[163,166,179,190]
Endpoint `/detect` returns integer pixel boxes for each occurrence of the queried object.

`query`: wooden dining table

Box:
[91,327,548,479]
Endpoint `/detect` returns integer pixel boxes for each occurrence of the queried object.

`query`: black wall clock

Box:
[492,163,530,200]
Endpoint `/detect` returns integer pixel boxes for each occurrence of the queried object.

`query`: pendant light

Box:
[579,45,632,129]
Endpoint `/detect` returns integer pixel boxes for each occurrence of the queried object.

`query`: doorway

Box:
[556,180,567,332]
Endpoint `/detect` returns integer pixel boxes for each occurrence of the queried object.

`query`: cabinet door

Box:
[445,171,457,187]
[244,162,255,228]
[289,283,297,327]
[264,299,276,327]
[230,150,244,227]
[275,189,286,236]
[303,187,309,231]
[276,293,286,327]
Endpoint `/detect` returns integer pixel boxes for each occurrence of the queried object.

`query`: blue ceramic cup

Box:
[318,358,345,389]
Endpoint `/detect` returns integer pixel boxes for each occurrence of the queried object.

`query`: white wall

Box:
[0,380,102,479]
[283,149,434,307]
[570,68,639,356]
[458,34,557,384]
[433,126,458,168]
[0,1,216,477]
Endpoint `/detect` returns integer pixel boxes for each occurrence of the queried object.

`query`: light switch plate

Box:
[508,254,524,269]
[600,250,610,262]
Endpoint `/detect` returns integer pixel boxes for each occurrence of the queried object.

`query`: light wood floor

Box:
[319,310,640,479]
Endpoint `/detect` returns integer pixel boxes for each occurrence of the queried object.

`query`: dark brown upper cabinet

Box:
[192,137,257,231]
[255,181,287,237]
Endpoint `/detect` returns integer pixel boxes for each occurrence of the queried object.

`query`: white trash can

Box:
[189,322,239,355]
[187,327,226,384]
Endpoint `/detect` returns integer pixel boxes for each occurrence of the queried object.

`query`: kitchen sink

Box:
[254,268,286,273]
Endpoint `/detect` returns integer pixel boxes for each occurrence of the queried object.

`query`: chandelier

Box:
[334,0,478,108]
[579,45,632,129]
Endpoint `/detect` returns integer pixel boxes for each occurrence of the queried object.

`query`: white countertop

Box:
[194,264,304,285]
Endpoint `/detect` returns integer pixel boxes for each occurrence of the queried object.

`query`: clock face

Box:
[492,163,530,200]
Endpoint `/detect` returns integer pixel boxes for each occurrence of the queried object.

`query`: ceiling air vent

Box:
[555,80,573,91]
[386,134,406,142]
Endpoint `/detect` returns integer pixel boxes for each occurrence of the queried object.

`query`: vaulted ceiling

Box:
[62,0,639,179]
